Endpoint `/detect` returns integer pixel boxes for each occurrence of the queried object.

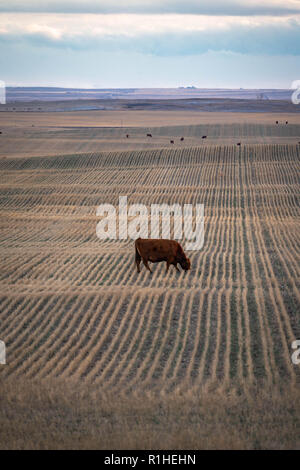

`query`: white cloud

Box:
[0,1,300,16]
[0,12,299,38]
[0,13,299,57]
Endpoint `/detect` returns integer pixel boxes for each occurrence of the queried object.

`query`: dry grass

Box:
[0,378,299,450]
[1,109,300,129]
[0,115,299,448]
[1,114,300,158]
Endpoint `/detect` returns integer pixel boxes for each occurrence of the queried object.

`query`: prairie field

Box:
[1,110,300,157]
[0,111,299,449]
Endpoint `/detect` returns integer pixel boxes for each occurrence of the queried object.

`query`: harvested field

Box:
[0,118,299,448]
[1,120,300,158]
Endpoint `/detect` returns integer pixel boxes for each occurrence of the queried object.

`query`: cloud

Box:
[0,13,299,56]
[0,0,300,16]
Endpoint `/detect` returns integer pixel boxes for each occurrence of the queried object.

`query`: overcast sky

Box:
[0,0,299,88]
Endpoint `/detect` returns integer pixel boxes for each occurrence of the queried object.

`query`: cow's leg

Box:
[136,258,141,273]
[166,261,170,272]
[173,263,180,272]
[135,248,141,273]
[143,258,152,273]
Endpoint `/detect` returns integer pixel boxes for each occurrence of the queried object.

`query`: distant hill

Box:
[5,87,294,103]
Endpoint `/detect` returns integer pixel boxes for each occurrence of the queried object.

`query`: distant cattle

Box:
[147,133,152,137]
[180,137,184,141]
[126,134,129,138]
[237,142,241,146]
[135,238,191,273]
[286,121,288,125]
[170,140,174,144]
[202,135,207,139]
[276,121,279,124]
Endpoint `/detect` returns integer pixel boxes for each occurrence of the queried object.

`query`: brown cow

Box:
[135,238,191,273]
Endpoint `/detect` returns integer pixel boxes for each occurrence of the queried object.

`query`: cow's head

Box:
[180,256,191,271]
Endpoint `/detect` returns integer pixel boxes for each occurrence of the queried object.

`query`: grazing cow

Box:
[237,142,241,146]
[180,137,184,141]
[202,135,207,139]
[135,238,191,273]
[147,133,152,137]
[126,134,129,138]
[170,140,174,144]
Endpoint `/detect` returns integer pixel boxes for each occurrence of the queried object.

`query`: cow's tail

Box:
[135,238,142,259]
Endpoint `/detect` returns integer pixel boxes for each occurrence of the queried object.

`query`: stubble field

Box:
[0,111,299,449]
